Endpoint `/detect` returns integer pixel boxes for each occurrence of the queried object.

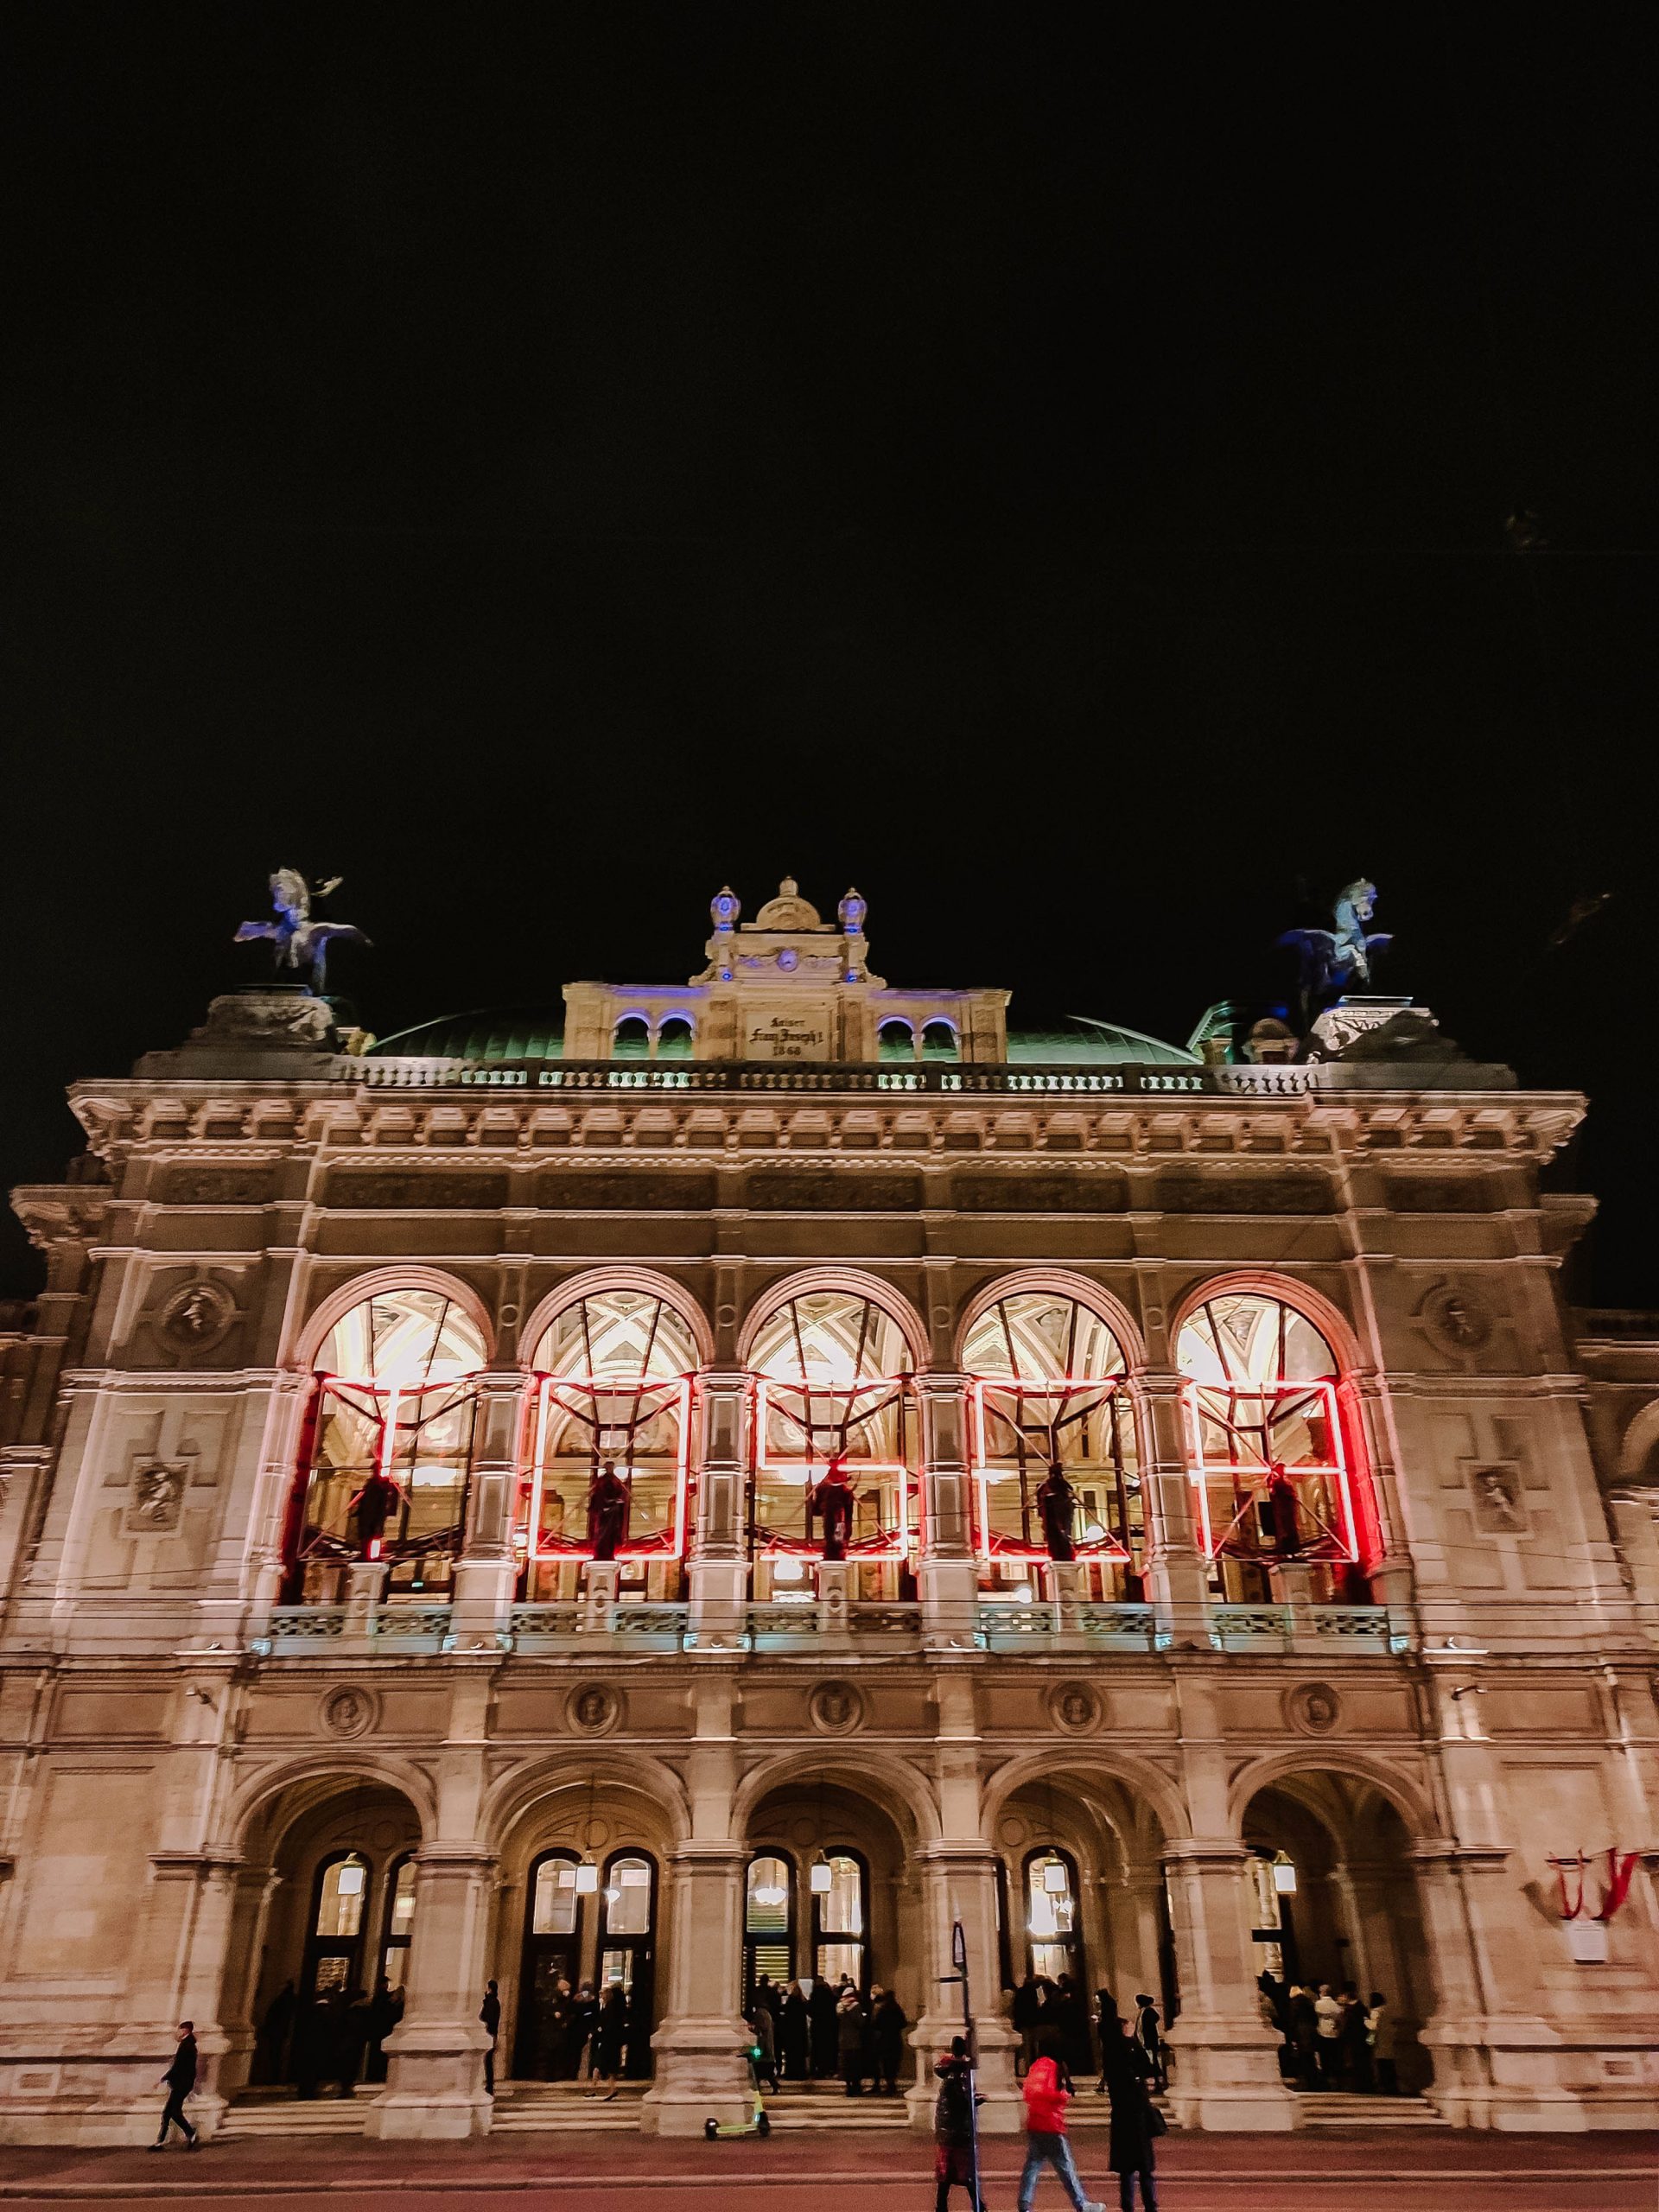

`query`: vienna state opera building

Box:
[1,876,1656,2146]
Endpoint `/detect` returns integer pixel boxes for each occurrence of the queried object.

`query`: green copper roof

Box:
[1005,1018,1198,1066]
[369,1006,1197,1066]
[368,1006,566,1060]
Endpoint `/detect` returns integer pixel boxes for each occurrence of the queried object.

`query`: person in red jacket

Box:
[1017,2045,1103,2212]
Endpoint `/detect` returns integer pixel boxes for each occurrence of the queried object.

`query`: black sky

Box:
[4,7,1656,1301]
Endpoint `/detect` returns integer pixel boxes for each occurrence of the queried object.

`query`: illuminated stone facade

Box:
[1,881,1656,2144]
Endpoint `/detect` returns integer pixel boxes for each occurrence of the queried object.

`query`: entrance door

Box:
[1024,1848,1084,1985]
[302,1852,371,1999]
[516,1852,585,2080]
[597,1853,657,2077]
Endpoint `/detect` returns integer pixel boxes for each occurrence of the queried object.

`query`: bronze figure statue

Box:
[236,868,372,995]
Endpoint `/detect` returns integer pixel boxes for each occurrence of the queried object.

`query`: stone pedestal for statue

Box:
[1266,1559,1319,1649]
[1043,1558,1083,1632]
[582,1560,620,1630]
[132,987,341,1080]
[816,1560,852,1648]
[344,1559,388,1638]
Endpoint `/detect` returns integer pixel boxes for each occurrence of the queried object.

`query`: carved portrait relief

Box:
[1418,1281,1494,1360]
[124,1461,188,1536]
[1047,1681,1103,1734]
[321,1685,378,1739]
[809,1680,865,1735]
[568,1683,623,1735]
[147,1274,245,1363]
[1469,1464,1529,1535]
[1284,1681,1342,1735]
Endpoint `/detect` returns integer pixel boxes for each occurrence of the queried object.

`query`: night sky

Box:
[5,10,1656,1303]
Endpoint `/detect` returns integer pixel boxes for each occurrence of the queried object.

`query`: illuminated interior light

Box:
[335,1863,365,1896]
[575,1862,600,1894]
[810,1859,833,1895]
[1042,1859,1068,1894]
[1273,1861,1298,1896]
[774,1556,804,1582]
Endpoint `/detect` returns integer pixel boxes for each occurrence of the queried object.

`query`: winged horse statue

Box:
[235,869,371,994]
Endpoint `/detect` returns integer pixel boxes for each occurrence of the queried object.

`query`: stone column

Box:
[1350,1378,1415,1612]
[918,1373,979,1650]
[214,1866,283,2102]
[1138,1372,1211,1643]
[245,1373,315,1628]
[366,1846,495,2139]
[1160,1840,1297,2130]
[905,1844,1022,2133]
[689,1371,749,1648]
[640,1840,753,2133]
[451,1373,526,1646]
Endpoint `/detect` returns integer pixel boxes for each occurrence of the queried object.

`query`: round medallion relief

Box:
[568,1683,622,1735]
[1047,1681,1104,1734]
[159,1277,237,1353]
[808,1680,865,1736]
[321,1685,378,1739]
[996,1815,1027,1849]
[789,1816,818,1848]
[1283,1681,1343,1736]
[1421,1282,1492,1357]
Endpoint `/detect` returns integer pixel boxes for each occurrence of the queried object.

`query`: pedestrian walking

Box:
[1012,1974,1044,2080]
[837,1984,867,2095]
[149,2021,200,2152]
[480,1978,501,2095]
[747,1986,779,2090]
[809,1975,840,2078]
[1338,1982,1370,2092]
[1287,1986,1319,2091]
[1015,2044,1103,2212]
[781,1980,809,2078]
[1100,2003,1162,2212]
[591,1980,628,2096]
[933,2036,988,2212]
[1313,1984,1341,2087]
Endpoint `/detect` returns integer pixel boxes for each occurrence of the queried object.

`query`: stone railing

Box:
[341,1056,1318,1098]
[1207,1602,1407,1653]
[976,1600,1162,1650]
[253,1603,454,1653]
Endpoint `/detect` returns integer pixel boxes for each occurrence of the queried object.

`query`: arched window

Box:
[613,1015,651,1061]
[657,1015,693,1061]
[522,1291,698,1597]
[1023,1848,1084,1985]
[963,1291,1142,1592]
[287,1287,486,1603]
[378,1853,418,1993]
[1177,1289,1368,1576]
[811,1849,868,1988]
[747,1291,917,1578]
[921,1019,959,1064]
[306,1850,371,1998]
[745,1853,795,2003]
[876,1019,915,1064]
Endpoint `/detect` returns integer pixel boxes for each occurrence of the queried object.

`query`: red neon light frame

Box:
[750,1375,917,1560]
[523,1372,693,1561]
[967,1376,1137,1562]
[1181,1376,1360,1563]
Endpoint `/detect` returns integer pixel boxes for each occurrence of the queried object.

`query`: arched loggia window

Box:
[964,1290,1143,1598]
[1023,1847,1084,1986]
[521,1290,698,1602]
[747,1290,917,1596]
[285,1287,486,1604]
[1177,1288,1373,1589]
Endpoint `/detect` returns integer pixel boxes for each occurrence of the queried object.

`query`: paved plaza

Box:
[0,2131,1655,2210]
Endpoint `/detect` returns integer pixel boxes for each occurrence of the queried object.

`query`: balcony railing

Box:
[744,1600,923,1649]
[342,1056,1317,1097]
[253,1604,454,1653]
[1208,1602,1407,1654]
[977,1600,1163,1651]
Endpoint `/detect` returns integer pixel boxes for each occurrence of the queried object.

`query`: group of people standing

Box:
[522,1975,636,2091]
[257,1975,405,2098]
[1258,1973,1398,2094]
[1011,1976,1167,2097]
[744,1973,910,2094]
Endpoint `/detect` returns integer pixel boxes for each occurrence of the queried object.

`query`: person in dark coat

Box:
[568,1982,597,2079]
[1099,2003,1160,2212]
[150,2022,200,2151]
[836,1986,867,2095]
[365,1977,398,2082]
[809,1976,840,2078]
[1287,1986,1319,2092]
[780,1981,809,2079]
[591,1982,629,2094]
[339,1987,372,2092]
[1133,1995,1166,2094]
[1093,1988,1118,2094]
[291,1993,329,2100]
[257,1980,296,2084]
[1053,1975,1092,2080]
[933,2036,988,2212]
[480,1979,502,2095]
[1011,1974,1044,2079]
[872,1985,908,2094]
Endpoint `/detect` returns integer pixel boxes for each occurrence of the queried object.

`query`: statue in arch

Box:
[1036,1459,1078,1562]
[810,1455,856,1561]
[236,868,372,995]
[586,1459,631,1561]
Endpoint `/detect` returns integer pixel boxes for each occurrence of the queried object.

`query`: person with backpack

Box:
[1016,2041,1103,2212]
[933,2035,988,2212]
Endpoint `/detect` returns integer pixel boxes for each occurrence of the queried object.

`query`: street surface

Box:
[1,2131,1656,2211]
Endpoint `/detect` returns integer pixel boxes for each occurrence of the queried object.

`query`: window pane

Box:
[533,1858,579,1936]
[747,1855,791,1937]
[389,1860,417,1937]
[819,1855,863,1936]
[316,1857,366,1937]
[604,1856,652,1936]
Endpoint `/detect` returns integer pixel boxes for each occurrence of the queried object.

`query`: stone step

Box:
[1294,2092,1447,2128]
[492,2082,648,2132]
[219,2098,369,2138]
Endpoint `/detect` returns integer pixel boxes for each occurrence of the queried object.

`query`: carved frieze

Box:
[537,1170,717,1212]
[158,1166,276,1207]
[1155,1170,1332,1215]
[745,1171,922,1212]
[953,1173,1126,1212]
[326,1168,511,1209]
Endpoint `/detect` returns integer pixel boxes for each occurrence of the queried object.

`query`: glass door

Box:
[515,1852,585,2080]
[598,1853,658,2077]
[811,1850,869,1990]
